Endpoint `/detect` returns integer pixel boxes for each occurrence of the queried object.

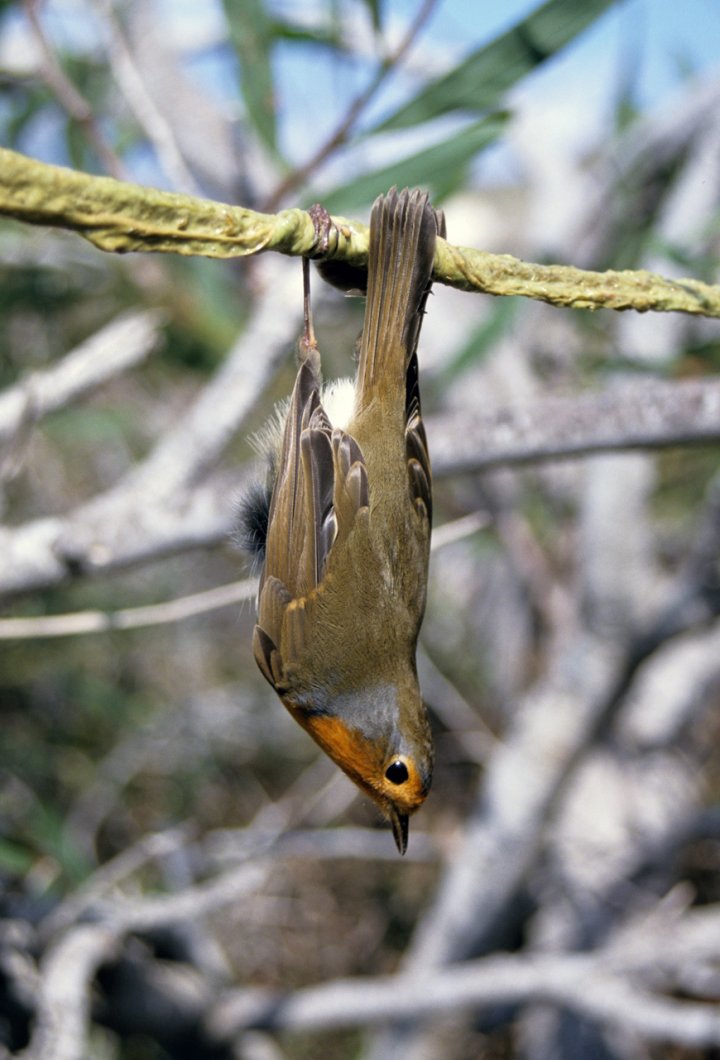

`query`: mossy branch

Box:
[2,147,719,318]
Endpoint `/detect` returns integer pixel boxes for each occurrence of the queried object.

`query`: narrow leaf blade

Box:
[375,0,616,131]
[314,113,510,214]
[222,0,278,153]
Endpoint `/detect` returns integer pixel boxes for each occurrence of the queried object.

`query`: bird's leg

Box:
[302,201,334,351]
[309,200,367,296]
[297,255,322,377]
[298,202,335,369]
[302,256,317,351]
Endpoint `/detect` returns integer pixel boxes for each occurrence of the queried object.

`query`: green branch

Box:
[2,147,719,319]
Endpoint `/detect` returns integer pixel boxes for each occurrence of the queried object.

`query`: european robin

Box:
[240,187,443,853]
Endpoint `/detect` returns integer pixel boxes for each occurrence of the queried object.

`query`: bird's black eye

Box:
[385,760,409,785]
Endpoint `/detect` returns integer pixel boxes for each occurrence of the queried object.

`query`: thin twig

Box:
[430,510,489,549]
[40,826,192,941]
[0,578,257,639]
[88,0,201,195]
[417,644,497,762]
[263,0,439,210]
[0,511,485,639]
[0,309,164,447]
[22,0,128,180]
[1,372,719,601]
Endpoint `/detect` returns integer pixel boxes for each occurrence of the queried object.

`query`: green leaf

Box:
[24,799,92,887]
[4,85,51,150]
[0,838,35,875]
[268,17,347,51]
[360,0,384,33]
[222,0,278,154]
[314,112,510,214]
[375,0,616,132]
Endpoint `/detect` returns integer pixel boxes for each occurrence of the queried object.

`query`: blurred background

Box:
[1,1,720,1057]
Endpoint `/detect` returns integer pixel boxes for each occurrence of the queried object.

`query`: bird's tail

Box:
[355,187,442,415]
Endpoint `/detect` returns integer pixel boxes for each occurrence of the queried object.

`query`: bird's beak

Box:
[389,807,409,855]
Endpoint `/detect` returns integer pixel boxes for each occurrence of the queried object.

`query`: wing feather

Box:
[256,354,370,686]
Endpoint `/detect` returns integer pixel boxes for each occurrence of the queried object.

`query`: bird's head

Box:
[286,680,433,854]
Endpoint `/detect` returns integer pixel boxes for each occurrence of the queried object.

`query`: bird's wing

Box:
[254,355,368,689]
[405,350,432,525]
[260,357,330,600]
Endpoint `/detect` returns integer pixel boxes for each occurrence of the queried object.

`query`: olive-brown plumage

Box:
[250,188,444,853]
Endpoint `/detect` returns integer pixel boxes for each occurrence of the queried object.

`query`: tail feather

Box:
[355,188,440,414]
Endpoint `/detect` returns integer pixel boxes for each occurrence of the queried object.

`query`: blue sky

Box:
[366,0,720,109]
[154,0,720,143]
[262,0,720,191]
[4,0,719,190]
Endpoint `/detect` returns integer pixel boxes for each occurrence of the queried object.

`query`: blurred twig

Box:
[0,253,298,598]
[417,645,497,763]
[46,823,437,943]
[0,310,164,465]
[22,907,720,1057]
[0,578,257,639]
[89,0,201,195]
[22,924,118,1060]
[2,370,719,600]
[0,510,486,638]
[263,0,439,210]
[21,0,128,180]
[429,375,720,475]
[208,906,720,1042]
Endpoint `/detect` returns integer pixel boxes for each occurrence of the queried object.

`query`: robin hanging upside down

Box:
[238,187,444,853]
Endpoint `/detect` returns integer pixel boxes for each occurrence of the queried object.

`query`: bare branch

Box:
[1,148,719,317]
[0,578,256,639]
[21,863,720,1058]
[22,924,118,1060]
[24,823,437,1060]
[0,309,164,448]
[21,0,128,180]
[0,471,233,598]
[263,0,439,210]
[208,908,720,1043]
[366,468,720,1057]
[429,376,720,476]
[89,0,201,195]
[24,907,720,1056]
[0,510,485,638]
[2,370,718,601]
[0,254,298,599]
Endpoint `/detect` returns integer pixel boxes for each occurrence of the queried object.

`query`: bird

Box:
[239,187,444,853]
